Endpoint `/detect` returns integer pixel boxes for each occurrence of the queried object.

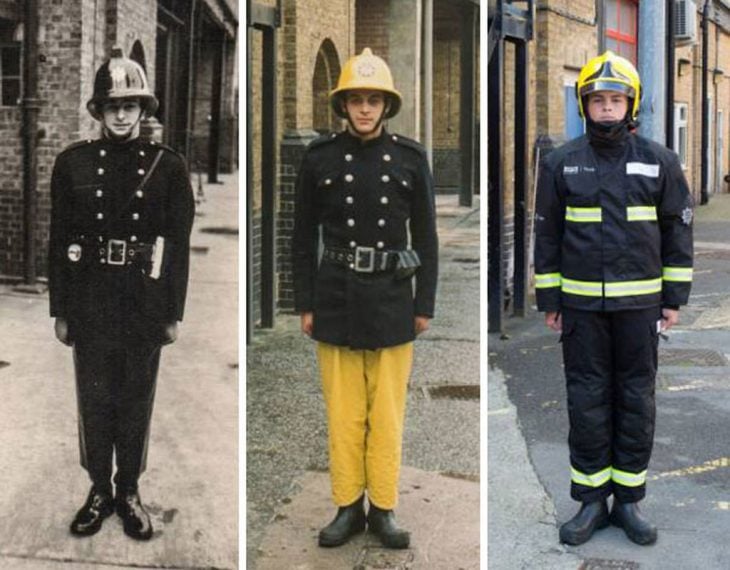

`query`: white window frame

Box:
[674,102,689,169]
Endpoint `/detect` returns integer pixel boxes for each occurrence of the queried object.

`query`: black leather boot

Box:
[318,495,366,547]
[70,486,114,536]
[610,501,657,545]
[115,489,153,540]
[559,500,609,545]
[367,504,410,549]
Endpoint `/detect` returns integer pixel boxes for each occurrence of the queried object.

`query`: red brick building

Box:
[0,0,238,281]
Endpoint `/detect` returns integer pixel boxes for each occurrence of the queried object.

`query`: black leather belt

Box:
[100,239,154,266]
[323,246,396,273]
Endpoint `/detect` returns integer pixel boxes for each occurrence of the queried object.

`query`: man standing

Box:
[48,47,195,540]
[535,51,693,546]
[293,48,438,549]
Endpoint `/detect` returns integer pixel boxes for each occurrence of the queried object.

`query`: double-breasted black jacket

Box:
[48,137,195,343]
[293,129,438,350]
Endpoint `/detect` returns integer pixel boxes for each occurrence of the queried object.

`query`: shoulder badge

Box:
[681,207,693,226]
[59,139,94,156]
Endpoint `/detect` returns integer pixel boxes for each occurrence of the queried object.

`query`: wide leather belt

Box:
[323,246,396,273]
[66,238,154,267]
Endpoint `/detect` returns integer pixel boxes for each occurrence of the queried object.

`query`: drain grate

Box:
[354,547,415,570]
[427,384,479,401]
[200,226,238,235]
[659,348,728,367]
[580,560,640,570]
[452,257,479,263]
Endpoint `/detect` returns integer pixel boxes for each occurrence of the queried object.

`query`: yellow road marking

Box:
[649,457,730,481]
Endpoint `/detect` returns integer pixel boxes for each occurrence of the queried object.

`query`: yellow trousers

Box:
[317,341,414,510]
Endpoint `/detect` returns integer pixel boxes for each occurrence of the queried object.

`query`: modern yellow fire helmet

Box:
[87,46,159,120]
[329,48,402,119]
[575,50,641,120]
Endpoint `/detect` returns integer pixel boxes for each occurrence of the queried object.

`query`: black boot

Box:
[610,501,657,545]
[559,500,609,545]
[70,486,114,537]
[115,489,153,540]
[367,504,410,549]
[318,495,366,547]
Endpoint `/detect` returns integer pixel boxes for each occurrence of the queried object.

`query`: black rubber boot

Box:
[367,504,410,549]
[318,495,366,547]
[115,489,153,541]
[610,501,658,545]
[559,500,609,545]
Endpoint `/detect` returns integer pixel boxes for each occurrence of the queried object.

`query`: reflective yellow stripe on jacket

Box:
[604,278,662,297]
[571,466,611,487]
[535,272,561,289]
[561,278,603,297]
[566,207,602,222]
[663,266,693,282]
[626,205,657,221]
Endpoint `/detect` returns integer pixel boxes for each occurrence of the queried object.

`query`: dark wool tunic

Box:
[293,129,438,350]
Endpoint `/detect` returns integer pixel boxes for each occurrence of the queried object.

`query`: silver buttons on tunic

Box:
[349,241,357,248]
[345,174,354,183]
[324,178,332,186]
[378,219,386,227]
[138,168,145,176]
[381,174,390,183]
[383,154,391,162]
[139,150,145,156]
[402,180,408,187]
[96,212,104,220]
[97,168,104,175]
[392,135,398,142]
[346,196,354,204]
[136,190,144,198]
[347,218,355,227]
[99,149,106,157]
[130,235,138,242]
[345,154,353,162]
[95,189,103,197]
[132,213,140,220]
[380,196,389,205]
[377,241,385,249]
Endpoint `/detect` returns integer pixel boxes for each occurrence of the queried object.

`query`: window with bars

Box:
[604,0,638,64]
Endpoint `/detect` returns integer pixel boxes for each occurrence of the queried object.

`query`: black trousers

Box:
[561,306,660,503]
[73,337,161,494]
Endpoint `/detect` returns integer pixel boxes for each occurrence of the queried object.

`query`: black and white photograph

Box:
[0,1,238,568]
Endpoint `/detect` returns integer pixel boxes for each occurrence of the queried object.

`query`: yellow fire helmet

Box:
[329,48,402,119]
[575,50,641,120]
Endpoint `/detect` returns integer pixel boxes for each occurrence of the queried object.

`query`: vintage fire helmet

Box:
[87,46,159,120]
[329,48,402,119]
[575,50,641,120]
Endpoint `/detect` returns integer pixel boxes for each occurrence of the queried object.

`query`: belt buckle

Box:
[107,239,126,265]
[354,246,375,273]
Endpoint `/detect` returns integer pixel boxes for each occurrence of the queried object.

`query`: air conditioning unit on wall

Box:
[676,0,698,44]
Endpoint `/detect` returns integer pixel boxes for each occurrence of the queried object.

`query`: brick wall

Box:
[355,0,388,57]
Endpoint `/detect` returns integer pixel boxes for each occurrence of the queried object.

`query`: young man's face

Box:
[344,90,387,140]
[586,90,629,123]
[101,98,143,140]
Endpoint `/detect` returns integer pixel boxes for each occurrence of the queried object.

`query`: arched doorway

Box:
[312,39,341,134]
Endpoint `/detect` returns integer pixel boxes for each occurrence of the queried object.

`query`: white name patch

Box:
[626,162,660,177]
[563,166,579,174]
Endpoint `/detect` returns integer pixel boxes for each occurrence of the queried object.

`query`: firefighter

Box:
[534,51,693,546]
[48,47,195,540]
[292,48,438,549]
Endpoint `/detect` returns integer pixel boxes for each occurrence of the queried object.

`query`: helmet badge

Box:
[357,61,376,77]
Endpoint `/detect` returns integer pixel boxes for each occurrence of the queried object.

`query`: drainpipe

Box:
[185,0,198,171]
[423,0,433,167]
[700,0,709,204]
[21,0,41,288]
[665,0,675,149]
